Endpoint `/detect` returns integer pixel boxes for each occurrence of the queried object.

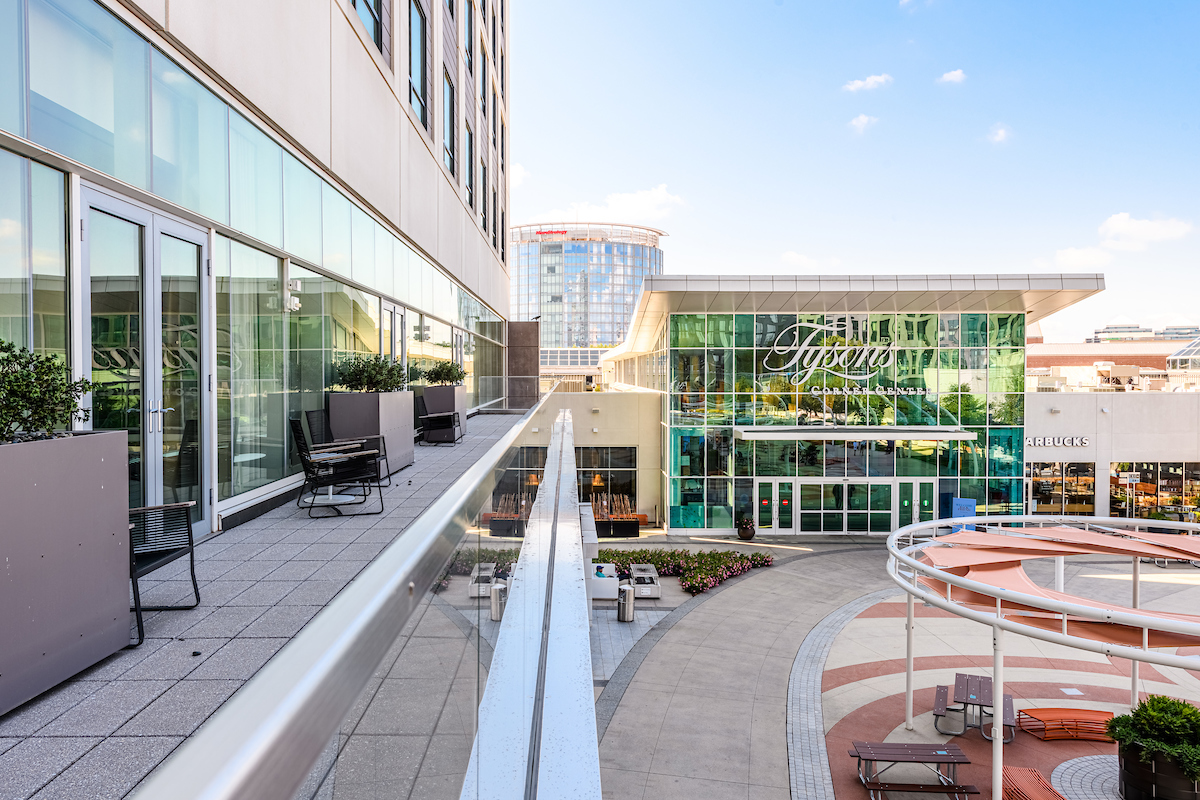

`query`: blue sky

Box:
[508,0,1199,341]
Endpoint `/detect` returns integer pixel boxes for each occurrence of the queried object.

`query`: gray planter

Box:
[423,384,468,421]
[328,390,415,473]
[0,430,130,717]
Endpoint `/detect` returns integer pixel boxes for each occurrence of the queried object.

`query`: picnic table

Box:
[848,740,979,800]
[933,673,1016,743]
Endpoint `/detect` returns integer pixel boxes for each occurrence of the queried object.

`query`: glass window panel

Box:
[895,349,935,389]
[989,313,1025,348]
[988,427,1022,477]
[823,513,843,532]
[706,348,732,393]
[937,349,959,391]
[350,206,375,286]
[282,153,322,265]
[896,440,937,477]
[870,314,895,345]
[960,428,987,477]
[734,478,754,528]
[755,440,795,477]
[870,483,892,511]
[959,478,987,508]
[29,0,149,187]
[960,393,987,425]
[734,313,754,348]
[986,479,1022,515]
[1029,461,1064,514]
[898,314,937,347]
[669,478,704,528]
[229,113,282,247]
[938,314,960,347]
[321,182,351,276]
[669,393,705,426]
[392,237,411,306]
[797,441,822,477]
[988,394,1024,425]
[988,348,1024,393]
[868,440,895,477]
[151,49,228,223]
[801,513,822,531]
[959,348,988,393]
[938,478,957,518]
[1160,462,1184,512]
[0,0,23,135]
[609,447,636,469]
[734,349,756,393]
[870,513,891,532]
[374,226,393,298]
[30,162,67,359]
[350,288,379,354]
[734,439,753,476]
[824,440,846,477]
[670,349,704,392]
[670,427,704,477]
[823,484,843,511]
[707,478,733,527]
[961,313,987,348]
[706,393,732,426]
[706,313,733,347]
[0,150,29,349]
[756,313,797,349]
[669,313,704,347]
[734,394,754,425]
[848,483,869,511]
[847,440,867,477]
[798,484,821,511]
[706,428,732,477]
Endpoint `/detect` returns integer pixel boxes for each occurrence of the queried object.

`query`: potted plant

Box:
[0,340,131,716]
[327,354,415,472]
[1109,695,1200,800]
[422,360,469,434]
[737,516,756,540]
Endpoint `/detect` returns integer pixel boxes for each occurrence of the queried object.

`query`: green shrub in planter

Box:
[423,360,467,386]
[335,355,407,393]
[0,340,94,442]
[1109,695,1200,782]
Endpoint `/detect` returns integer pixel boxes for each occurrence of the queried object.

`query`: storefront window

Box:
[669,313,704,347]
[670,478,704,528]
[707,478,733,527]
[229,112,282,248]
[756,314,796,348]
[706,313,733,347]
[283,153,322,266]
[755,440,795,477]
[670,427,704,477]
[0,0,23,136]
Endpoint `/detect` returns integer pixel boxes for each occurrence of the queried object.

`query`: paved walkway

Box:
[597,544,892,800]
[0,414,522,800]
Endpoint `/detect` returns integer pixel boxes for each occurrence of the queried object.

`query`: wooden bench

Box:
[982,693,1017,743]
[933,684,965,735]
[1016,708,1114,741]
[1002,766,1067,800]
[864,781,980,799]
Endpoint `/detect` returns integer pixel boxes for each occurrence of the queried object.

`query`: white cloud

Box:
[843,73,893,92]
[987,123,1010,143]
[526,184,683,225]
[937,69,965,84]
[849,114,879,134]
[781,252,820,269]
[509,162,528,190]
[1054,246,1113,268]
[1098,212,1193,252]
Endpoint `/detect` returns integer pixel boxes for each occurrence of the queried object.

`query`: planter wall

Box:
[0,430,130,717]
[423,385,468,425]
[1120,744,1200,800]
[328,390,415,473]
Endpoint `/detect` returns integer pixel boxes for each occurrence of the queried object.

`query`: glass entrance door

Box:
[84,189,206,525]
[897,480,936,528]
[755,479,794,535]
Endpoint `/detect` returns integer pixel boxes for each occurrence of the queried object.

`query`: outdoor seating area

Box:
[289,418,386,517]
[128,501,200,647]
[850,740,978,800]
[1016,709,1115,742]
[933,673,1016,743]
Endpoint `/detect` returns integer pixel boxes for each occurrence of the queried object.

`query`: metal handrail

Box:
[887,515,1200,671]
[133,386,562,800]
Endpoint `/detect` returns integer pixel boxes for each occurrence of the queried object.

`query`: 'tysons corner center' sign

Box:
[760,322,929,396]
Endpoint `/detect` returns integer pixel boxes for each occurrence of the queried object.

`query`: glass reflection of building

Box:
[0,0,508,529]
[510,223,664,352]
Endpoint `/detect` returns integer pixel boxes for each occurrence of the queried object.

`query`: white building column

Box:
[992,624,1005,799]
[905,593,915,730]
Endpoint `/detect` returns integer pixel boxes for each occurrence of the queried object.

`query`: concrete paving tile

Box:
[115,680,241,736]
[415,733,472,777]
[193,579,258,605]
[69,637,169,683]
[280,529,329,545]
[138,605,217,638]
[217,560,288,581]
[223,579,303,606]
[178,605,269,639]
[135,579,200,607]
[748,700,789,788]
[747,784,790,800]
[240,605,323,638]
[407,774,464,800]
[599,687,672,772]
[186,638,288,680]
[281,581,346,606]
[205,542,272,562]
[308,561,371,582]
[119,638,228,681]
[0,737,99,799]
[353,527,406,543]
[315,527,367,544]
[355,679,449,736]
[641,772,750,800]
[647,692,752,784]
[30,735,183,800]
[600,768,649,800]
[192,559,239,582]
[0,738,18,756]
[295,542,350,561]
[261,560,323,581]
[338,542,388,562]
[39,681,174,737]
[0,680,104,737]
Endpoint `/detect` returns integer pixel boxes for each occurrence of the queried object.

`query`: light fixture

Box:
[591,473,604,487]
[591,408,600,414]
[592,427,598,433]
[1101,407,1110,413]
[1050,408,1061,414]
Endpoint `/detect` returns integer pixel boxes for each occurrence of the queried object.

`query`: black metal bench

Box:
[415,395,461,445]
[129,501,199,647]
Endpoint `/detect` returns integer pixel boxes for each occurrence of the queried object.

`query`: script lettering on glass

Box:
[762,322,896,385]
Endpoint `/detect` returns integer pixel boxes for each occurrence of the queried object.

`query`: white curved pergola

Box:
[887,515,1200,797]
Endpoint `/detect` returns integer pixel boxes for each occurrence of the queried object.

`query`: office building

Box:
[0,0,510,530]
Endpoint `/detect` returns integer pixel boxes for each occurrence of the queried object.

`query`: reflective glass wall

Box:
[1109,461,1200,522]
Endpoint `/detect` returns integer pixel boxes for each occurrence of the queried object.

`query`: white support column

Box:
[1131,556,1140,709]
[905,593,915,731]
[1054,556,1065,593]
[992,624,1005,800]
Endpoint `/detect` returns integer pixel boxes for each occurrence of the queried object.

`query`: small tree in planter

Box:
[421,361,469,441]
[423,360,467,386]
[0,340,94,442]
[327,355,414,472]
[1109,695,1200,800]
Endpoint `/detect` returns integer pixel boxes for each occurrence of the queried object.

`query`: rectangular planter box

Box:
[0,430,130,717]
[488,518,525,538]
[328,390,415,473]
[423,385,467,425]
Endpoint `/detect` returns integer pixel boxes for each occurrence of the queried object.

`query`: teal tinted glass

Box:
[669,478,704,528]
[989,313,1025,347]
[988,394,1024,425]
[706,428,732,476]
[870,314,895,345]
[0,0,24,135]
[29,0,150,188]
[734,313,755,347]
[670,349,704,392]
[986,479,1022,514]
[670,314,704,347]
[755,441,795,477]
[988,348,1024,393]
[230,113,282,247]
[961,314,987,347]
[706,479,733,527]
[706,314,734,347]
[960,429,987,476]
[670,427,704,476]
[733,439,753,476]
[988,427,1023,477]
[283,153,322,265]
[897,314,937,347]
[756,314,797,348]
[152,49,229,223]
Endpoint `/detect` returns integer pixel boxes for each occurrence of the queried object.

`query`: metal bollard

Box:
[490,582,507,621]
[617,585,635,622]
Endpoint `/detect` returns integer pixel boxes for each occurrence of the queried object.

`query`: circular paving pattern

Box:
[1051,754,1120,800]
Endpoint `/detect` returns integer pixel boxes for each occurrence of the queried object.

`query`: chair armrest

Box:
[419,411,457,420]
[331,437,370,445]
[130,501,197,514]
[310,449,379,462]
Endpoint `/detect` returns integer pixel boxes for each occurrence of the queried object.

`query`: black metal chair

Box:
[415,395,461,446]
[128,501,199,647]
[290,419,385,518]
[305,409,391,486]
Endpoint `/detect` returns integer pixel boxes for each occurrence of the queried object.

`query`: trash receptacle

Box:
[617,585,635,622]
[490,582,507,621]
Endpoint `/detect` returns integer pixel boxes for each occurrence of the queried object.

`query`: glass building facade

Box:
[616,311,1027,532]
[0,0,507,529]
[510,223,664,350]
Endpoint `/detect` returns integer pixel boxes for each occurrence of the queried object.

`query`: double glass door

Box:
[754,478,935,534]
[84,188,207,525]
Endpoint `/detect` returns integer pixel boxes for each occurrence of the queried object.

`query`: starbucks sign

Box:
[762,322,895,385]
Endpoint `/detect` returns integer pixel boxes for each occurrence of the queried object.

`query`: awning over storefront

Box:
[733,426,978,441]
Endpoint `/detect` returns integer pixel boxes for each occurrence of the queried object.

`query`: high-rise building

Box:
[0,0,509,530]
[510,223,664,369]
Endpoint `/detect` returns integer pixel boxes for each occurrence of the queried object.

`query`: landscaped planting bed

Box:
[596,548,773,594]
